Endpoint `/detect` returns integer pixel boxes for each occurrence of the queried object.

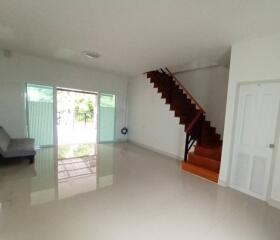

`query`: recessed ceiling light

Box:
[83,51,101,59]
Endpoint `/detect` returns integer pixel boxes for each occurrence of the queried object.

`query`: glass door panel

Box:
[99,93,116,142]
[26,84,54,147]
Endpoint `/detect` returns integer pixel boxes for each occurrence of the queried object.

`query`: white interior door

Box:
[230,82,280,200]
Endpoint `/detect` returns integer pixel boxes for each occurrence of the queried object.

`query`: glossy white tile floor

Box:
[0,143,280,240]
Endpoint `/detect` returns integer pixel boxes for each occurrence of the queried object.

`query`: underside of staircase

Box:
[147,69,222,183]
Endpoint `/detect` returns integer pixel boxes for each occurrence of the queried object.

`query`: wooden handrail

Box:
[165,67,205,137]
[147,68,206,159]
[165,68,205,113]
[186,110,203,132]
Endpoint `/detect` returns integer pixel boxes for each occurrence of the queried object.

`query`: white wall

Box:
[220,34,280,207]
[175,66,229,137]
[127,75,185,159]
[0,52,129,141]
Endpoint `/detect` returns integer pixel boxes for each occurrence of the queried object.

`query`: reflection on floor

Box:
[58,143,97,159]
[57,144,97,199]
[0,143,280,240]
[0,143,114,207]
[58,155,96,182]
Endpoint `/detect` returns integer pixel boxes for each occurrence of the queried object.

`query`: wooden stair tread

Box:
[181,162,219,183]
[194,145,222,161]
[188,152,220,172]
[199,142,222,149]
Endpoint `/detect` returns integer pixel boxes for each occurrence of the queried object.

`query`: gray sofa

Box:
[0,127,36,164]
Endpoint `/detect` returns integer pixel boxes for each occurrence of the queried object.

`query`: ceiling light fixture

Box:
[83,51,101,59]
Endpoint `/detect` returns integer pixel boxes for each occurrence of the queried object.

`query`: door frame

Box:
[228,80,280,201]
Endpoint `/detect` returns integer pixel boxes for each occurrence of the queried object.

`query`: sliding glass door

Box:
[26,86,115,146]
[26,84,54,147]
[99,93,116,142]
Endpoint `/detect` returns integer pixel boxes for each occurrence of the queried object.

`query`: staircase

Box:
[147,68,222,183]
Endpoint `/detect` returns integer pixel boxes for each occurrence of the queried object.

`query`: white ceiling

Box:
[0,0,280,77]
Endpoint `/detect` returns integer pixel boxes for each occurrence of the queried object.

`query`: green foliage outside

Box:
[74,97,94,122]
[57,90,95,123]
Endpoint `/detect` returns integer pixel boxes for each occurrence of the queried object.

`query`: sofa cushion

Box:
[0,127,11,154]
[3,138,36,158]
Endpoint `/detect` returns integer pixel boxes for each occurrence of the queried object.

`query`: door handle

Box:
[269,144,275,149]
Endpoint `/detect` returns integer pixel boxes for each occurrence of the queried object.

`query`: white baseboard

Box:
[218,179,228,187]
[267,199,280,210]
[99,139,128,144]
[128,140,183,161]
[115,139,128,143]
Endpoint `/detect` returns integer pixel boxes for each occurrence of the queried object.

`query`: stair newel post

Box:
[184,133,189,162]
